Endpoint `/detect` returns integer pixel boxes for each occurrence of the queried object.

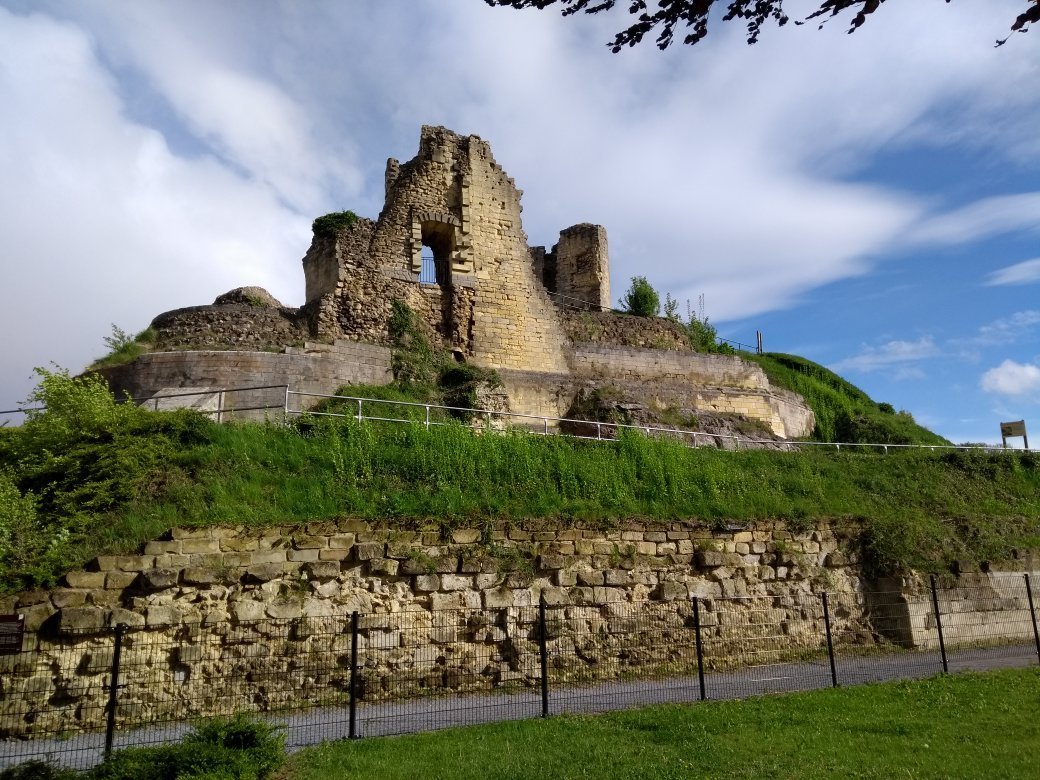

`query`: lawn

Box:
[284,668,1040,779]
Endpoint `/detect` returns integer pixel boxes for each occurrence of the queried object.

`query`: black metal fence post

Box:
[1025,574,1040,665]
[538,595,550,718]
[104,624,125,758]
[930,575,948,673]
[821,592,838,688]
[348,611,359,740]
[692,597,706,701]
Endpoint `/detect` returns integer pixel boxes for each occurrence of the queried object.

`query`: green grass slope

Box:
[744,352,950,445]
[2,369,1038,594]
[286,669,1040,780]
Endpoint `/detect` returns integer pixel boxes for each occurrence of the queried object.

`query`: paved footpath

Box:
[2,642,1036,770]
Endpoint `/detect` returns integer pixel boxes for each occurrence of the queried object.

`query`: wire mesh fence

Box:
[2,577,1038,770]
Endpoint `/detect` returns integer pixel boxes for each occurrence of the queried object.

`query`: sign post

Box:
[0,614,25,655]
[1000,420,1029,450]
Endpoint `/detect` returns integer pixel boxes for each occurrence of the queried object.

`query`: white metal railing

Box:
[4,385,1029,455]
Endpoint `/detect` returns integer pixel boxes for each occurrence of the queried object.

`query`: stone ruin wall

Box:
[114,125,815,438]
[3,519,1037,738]
[1,520,870,736]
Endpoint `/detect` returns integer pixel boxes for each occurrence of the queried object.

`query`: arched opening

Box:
[420,221,455,288]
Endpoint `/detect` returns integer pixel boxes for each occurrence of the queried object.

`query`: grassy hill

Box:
[744,352,950,446]
[1,368,1038,595]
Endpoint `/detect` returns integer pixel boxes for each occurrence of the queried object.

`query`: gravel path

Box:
[2,642,1035,771]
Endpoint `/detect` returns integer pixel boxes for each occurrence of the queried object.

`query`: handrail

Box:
[4,383,1026,454]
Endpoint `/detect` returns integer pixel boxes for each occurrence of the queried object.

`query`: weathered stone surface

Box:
[355,543,384,561]
[696,550,725,568]
[139,568,180,591]
[64,571,106,589]
[244,563,284,583]
[59,608,107,633]
[303,561,341,580]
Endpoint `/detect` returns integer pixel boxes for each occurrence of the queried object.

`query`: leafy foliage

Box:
[91,325,157,369]
[486,1,1037,51]
[311,210,359,238]
[0,368,213,590]
[618,276,660,317]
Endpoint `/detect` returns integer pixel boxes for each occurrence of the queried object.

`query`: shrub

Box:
[88,715,284,780]
[0,760,78,780]
[618,276,660,317]
[312,210,359,238]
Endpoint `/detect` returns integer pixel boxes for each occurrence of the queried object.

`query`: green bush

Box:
[618,276,660,317]
[0,368,214,591]
[311,210,358,238]
[0,761,78,780]
[89,715,284,780]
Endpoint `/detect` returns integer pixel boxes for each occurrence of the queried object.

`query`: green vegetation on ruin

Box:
[744,351,950,446]
[311,210,359,238]
[284,668,1040,780]
[88,325,157,370]
[2,367,1039,594]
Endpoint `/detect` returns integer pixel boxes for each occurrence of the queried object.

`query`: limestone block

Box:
[355,543,385,561]
[244,563,284,583]
[415,574,440,592]
[696,550,726,568]
[654,582,689,602]
[109,608,146,628]
[50,589,87,609]
[539,553,568,570]
[233,600,267,622]
[64,571,106,589]
[369,558,399,576]
[251,550,288,565]
[288,549,320,563]
[147,605,180,627]
[293,535,328,549]
[139,568,180,591]
[181,568,222,586]
[304,561,341,580]
[267,602,303,620]
[319,548,351,562]
[555,570,578,587]
[59,607,107,634]
[452,529,481,544]
[440,574,474,591]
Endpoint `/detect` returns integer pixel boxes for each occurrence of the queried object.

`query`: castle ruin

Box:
[100,126,813,440]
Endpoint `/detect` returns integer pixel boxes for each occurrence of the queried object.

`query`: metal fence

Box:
[2,576,1038,770]
[3,385,1030,455]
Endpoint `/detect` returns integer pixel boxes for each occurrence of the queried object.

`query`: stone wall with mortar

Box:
[557,310,690,351]
[0,520,869,736]
[150,304,309,352]
[3,521,1037,738]
[498,344,816,439]
[542,223,611,310]
[98,342,392,418]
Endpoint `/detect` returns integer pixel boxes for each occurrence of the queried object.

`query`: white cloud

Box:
[832,337,938,373]
[986,257,1040,286]
[981,360,1040,396]
[0,8,313,411]
[967,310,1040,347]
[908,193,1040,246]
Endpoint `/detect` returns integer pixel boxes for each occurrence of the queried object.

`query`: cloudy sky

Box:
[1,0,1038,444]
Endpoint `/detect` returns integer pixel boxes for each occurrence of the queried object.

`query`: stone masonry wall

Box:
[0,520,868,737]
[557,310,690,351]
[150,305,309,352]
[97,342,392,418]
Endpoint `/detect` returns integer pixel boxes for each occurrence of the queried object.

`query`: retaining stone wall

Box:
[0,520,866,736]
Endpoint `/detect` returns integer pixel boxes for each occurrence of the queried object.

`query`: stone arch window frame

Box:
[409,209,472,283]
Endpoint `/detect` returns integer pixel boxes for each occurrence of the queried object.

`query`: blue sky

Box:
[0,0,1038,444]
